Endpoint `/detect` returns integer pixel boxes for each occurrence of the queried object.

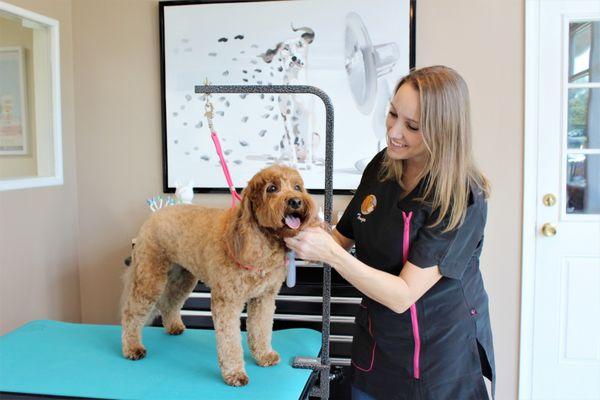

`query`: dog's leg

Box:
[247,289,280,367]
[211,292,248,386]
[279,94,299,167]
[155,265,197,335]
[121,251,169,360]
[281,113,298,167]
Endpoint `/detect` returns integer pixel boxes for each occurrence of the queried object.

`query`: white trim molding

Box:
[0,1,63,191]
[520,0,542,398]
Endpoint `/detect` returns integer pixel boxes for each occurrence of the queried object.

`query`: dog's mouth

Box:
[282,212,304,230]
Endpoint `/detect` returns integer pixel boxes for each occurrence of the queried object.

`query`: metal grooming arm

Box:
[194,84,334,399]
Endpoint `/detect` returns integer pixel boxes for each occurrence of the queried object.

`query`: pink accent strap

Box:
[224,239,254,271]
[211,131,243,207]
[401,211,413,264]
[402,211,421,380]
[211,129,255,270]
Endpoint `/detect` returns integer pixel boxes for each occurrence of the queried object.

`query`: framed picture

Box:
[160,0,415,194]
[0,47,28,155]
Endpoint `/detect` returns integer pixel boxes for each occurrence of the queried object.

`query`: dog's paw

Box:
[166,323,185,335]
[123,346,147,360]
[223,371,249,387]
[255,350,280,367]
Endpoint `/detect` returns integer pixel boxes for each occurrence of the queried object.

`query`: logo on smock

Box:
[357,194,377,222]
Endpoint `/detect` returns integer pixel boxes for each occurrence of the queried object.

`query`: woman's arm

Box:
[329,248,441,313]
[285,227,442,313]
[331,228,354,251]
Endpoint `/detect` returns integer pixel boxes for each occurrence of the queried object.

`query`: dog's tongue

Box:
[284,215,301,229]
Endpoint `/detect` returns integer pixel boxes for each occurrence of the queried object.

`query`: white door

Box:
[522,1,600,399]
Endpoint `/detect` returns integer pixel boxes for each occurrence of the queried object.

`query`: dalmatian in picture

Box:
[258,24,321,169]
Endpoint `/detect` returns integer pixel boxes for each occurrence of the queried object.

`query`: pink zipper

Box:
[402,211,421,380]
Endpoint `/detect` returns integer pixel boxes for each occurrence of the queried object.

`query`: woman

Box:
[284,66,495,400]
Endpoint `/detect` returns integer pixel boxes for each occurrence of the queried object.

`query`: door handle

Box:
[541,223,557,237]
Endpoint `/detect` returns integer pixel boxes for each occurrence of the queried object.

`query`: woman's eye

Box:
[406,123,419,131]
[388,111,398,118]
[295,185,302,191]
[267,185,278,193]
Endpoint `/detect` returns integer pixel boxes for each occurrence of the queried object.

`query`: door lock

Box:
[541,223,557,237]
[543,193,556,207]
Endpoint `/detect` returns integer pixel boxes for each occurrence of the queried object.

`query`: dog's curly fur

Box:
[120,165,317,386]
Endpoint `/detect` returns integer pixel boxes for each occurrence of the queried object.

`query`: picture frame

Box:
[0,46,28,155]
[159,0,416,194]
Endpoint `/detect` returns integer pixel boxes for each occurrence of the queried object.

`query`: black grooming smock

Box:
[336,150,495,400]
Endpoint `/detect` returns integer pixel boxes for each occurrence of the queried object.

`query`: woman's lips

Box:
[389,138,407,148]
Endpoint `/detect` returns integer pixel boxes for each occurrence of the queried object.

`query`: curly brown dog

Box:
[120,164,317,386]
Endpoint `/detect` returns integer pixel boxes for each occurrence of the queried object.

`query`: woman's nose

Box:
[387,120,404,138]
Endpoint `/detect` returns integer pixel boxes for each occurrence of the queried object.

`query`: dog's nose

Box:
[288,198,302,209]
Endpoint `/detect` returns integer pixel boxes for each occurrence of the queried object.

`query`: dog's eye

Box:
[266,185,278,193]
[295,185,302,191]
[292,56,297,61]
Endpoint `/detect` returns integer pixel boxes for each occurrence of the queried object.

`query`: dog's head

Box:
[239,164,317,238]
[257,24,314,69]
[258,40,305,70]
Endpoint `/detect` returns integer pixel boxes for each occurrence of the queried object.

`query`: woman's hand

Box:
[284,226,340,265]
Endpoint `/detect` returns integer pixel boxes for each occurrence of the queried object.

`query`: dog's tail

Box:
[118,247,159,326]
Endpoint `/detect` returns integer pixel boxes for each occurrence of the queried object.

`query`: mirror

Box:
[0,1,62,191]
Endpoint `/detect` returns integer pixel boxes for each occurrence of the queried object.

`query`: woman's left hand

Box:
[284,226,338,264]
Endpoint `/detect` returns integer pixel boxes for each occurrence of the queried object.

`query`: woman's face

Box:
[385,83,428,164]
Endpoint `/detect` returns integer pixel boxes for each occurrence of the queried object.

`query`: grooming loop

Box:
[202,79,243,207]
[195,84,334,399]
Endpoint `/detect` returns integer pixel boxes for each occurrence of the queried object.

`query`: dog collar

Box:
[223,240,257,272]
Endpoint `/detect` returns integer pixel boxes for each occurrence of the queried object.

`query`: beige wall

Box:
[0,0,523,398]
[0,0,81,333]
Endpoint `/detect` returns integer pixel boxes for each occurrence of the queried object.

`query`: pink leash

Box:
[210,131,243,208]
[402,211,421,380]
[209,128,255,271]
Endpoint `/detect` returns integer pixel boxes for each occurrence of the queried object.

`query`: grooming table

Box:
[0,320,321,400]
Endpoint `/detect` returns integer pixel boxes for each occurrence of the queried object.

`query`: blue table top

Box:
[0,320,321,399]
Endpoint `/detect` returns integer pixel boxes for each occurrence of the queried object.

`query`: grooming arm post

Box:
[194,84,334,399]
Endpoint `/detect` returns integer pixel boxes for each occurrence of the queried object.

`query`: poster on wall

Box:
[160,0,415,193]
[0,47,28,155]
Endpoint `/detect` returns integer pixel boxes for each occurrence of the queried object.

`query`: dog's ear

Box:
[258,42,284,63]
[227,180,260,261]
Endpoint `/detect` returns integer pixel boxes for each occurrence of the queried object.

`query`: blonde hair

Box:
[379,66,490,231]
